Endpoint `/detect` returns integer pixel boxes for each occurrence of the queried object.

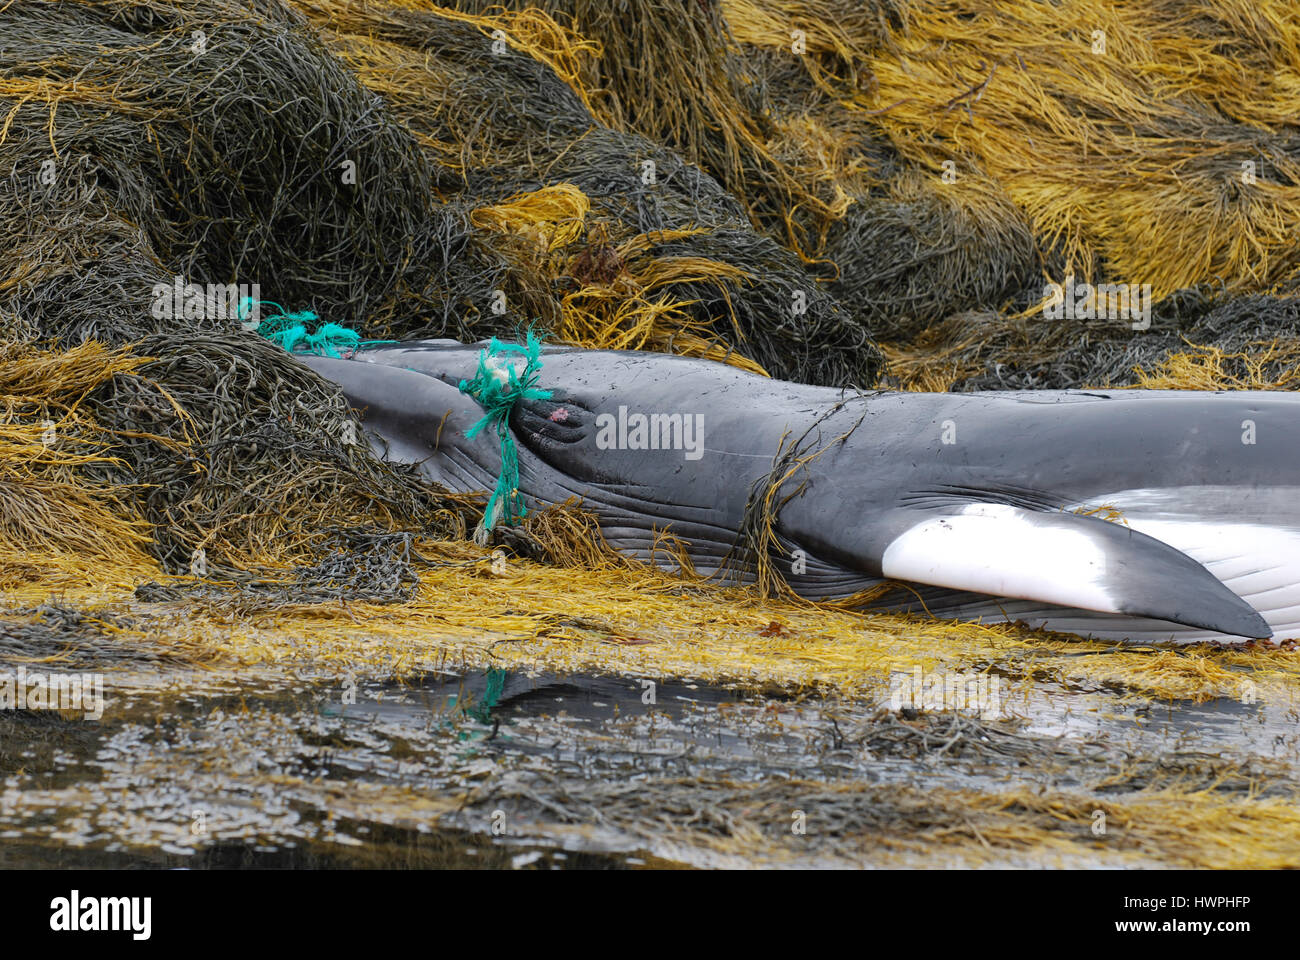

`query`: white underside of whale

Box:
[893,487,1300,644]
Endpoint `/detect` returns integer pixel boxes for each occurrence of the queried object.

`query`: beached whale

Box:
[299,340,1300,644]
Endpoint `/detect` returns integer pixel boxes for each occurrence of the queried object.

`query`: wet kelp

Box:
[0,0,482,580]
[452,0,1300,364]
[727,0,1300,316]
[881,288,1300,391]
[292,0,883,385]
[0,1,456,340]
[0,342,159,594]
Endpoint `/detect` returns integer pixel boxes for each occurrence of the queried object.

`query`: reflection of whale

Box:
[300,340,1300,644]
[333,670,751,727]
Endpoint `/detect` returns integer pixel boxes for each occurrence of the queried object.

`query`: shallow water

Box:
[3,657,1296,868]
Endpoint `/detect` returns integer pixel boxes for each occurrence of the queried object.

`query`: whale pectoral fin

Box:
[877,503,1271,639]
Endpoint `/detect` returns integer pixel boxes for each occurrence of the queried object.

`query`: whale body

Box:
[299,340,1300,644]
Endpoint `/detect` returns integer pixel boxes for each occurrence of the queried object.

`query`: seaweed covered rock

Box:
[882,288,1300,392]
[457,0,1300,359]
[0,0,460,339]
[0,0,482,573]
[296,0,885,385]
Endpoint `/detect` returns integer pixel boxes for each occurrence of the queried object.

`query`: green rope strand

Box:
[458,331,552,537]
[240,297,395,358]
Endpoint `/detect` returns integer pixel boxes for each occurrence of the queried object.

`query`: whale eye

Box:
[511,390,623,484]
[512,389,590,445]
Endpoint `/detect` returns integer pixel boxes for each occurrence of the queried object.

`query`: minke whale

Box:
[298,340,1300,645]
